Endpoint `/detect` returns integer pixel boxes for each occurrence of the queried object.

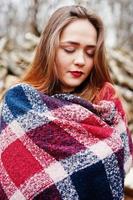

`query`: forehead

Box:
[60,19,97,45]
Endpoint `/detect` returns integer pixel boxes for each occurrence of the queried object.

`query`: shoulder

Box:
[2,83,41,117]
[95,82,117,102]
[0,82,48,127]
[4,82,40,103]
[3,83,30,107]
[4,83,35,97]
[96,82,127,121]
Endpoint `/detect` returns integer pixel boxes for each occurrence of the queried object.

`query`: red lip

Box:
[70,71,83,78]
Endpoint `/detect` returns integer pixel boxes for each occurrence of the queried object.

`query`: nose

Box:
[73,51,85,67]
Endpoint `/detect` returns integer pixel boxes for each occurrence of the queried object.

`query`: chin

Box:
[67,81,83,86]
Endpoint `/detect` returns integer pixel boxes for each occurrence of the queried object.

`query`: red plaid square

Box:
[1,139,43,187]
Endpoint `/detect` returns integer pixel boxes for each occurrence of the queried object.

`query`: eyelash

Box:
[87,53,94,58]
[63,49,74,53]
[63,48,94,57]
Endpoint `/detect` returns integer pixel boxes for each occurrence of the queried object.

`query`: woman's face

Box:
[55,19,97,93]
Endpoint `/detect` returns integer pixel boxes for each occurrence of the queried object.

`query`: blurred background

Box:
[0,0,133,199]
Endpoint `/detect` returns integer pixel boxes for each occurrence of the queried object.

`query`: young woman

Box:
[0,5,132,200]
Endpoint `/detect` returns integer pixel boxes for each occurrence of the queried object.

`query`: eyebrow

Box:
[60,41,96,48]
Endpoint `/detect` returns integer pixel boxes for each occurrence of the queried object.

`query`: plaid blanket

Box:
[0,82,132,200]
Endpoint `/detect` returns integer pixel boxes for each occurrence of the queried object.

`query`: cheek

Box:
[55,58,67,78]
[86,60,94,72]
[83,63,94,79]
[56,51,64,66]
[56,55,70,73]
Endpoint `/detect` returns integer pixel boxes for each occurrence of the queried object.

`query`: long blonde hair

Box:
[20,5,113,102]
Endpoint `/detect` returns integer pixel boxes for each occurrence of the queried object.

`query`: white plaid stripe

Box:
[56,176,80,200]
[21,83,49,113]
[45,161,68,182]
[10,190,26,200]
[90,141,113,159]
[20,168,53,199]
[60,148,99,175]
[103,153,123,199]
[124,155,133,174]
[0,160,17,199]
[0,124,17,152]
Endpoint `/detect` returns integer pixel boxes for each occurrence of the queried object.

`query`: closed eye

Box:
[86,53,94,57]
[86,51,95,57]
[63,48,75,53]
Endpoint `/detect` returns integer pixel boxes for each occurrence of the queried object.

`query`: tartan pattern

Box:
[0,82,132,200]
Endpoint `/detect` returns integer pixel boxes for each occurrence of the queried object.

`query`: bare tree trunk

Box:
[29,0,40,36]
[109,0,133,49]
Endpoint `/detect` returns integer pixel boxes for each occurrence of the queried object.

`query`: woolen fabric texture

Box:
[0,82,133,200]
